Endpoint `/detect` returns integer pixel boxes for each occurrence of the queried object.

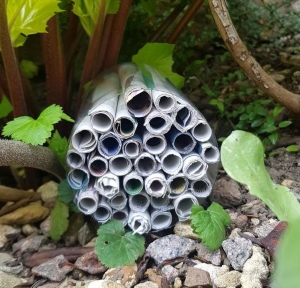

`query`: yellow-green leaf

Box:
[50,200,69,241]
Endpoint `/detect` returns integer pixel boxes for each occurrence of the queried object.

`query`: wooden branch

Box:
[0,185,41,202]
[208,0,300,119]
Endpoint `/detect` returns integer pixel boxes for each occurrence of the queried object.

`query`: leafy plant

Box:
[49,200,69,241]
[95,219,145,267]
[0,96,13,119]
[190,202,231,250]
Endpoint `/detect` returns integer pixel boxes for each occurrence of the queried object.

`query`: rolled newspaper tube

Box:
[172,102,198,132]
[98,132,122,159]
[150,194,170,210]
[168,127,196,155]
[145,171,167,198]
[95,172,119,198]
[109,153,132,176]
[123,171,143,195]
[77,184,99,215]
[151,210,173,231]
[134,152,157,177]
[173,192,198,221]
[182,153,208,180]
[190,177,212,198]
[143,131,167,155]
[109,190,128,210]
[129,191,150,212]
[144,108,173,135]
[67,166,90,189]
[92,197,112,223]
[66,147,86,169]
[198,142,220,164]
[122,135,143,159]
[167,173,189,198]
[87,152,108,177]
[71,115,98,153]
[160,147,183,175]
[112,206,129,226]
[128,210,151,235]
[113,94,138,138]
[191,119,212,142]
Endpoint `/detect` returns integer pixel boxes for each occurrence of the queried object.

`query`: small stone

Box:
[250,218,260,226]
[146,235,197,264]
[212,179,243,208]
[214,271,242,288]
[0,271,27,288]
[32,254,73,281]
[39,283,60,288]
[103,265,137,288]
[78,222,96,246]
[184,267,212,287]
[235,215,248,228]
[0,225,21,249]
[161,265,179,284]
[0,202,49,225]
[196,243,221,266]
[253,219,279,238]
[240,246,269,288]
[193,261,229,283]
[12,235,47,256]
[240,200,268,216]
[40,215,51,237]
[228,228,241,239]
[145,268,162,287]
[174,220,200,240]
[75,251,107,274]
[37,181,58,208]
[88,280,125,288]
[0,253,13,265]
[222,238,252,271]
[58,279,93,288]
[134,281,159,288]
[22,224,39,236]
[173,277,182,288]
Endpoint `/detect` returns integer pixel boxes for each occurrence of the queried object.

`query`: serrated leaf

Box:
[20,60,39,79]
[2,104,74,145]
[0,96,13,118]
[50,200,69,241]
[95,220,145,268]
[47,130,68,166]
[132,43,185,88]
[221,130,300,222]
[286,145,298,153]
[57,179,74,204]
[191,203,231,250]
[7,0,63,47]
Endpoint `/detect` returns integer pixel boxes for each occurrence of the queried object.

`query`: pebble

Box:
[37,181,58,208]
[222,237,252,271]
[58,279,93,288]
[74,251,107,274]
[0,225,21,249]
[240,246,269,288]
[184,267,212,287]
[173,220,200,240]
[173,277,182,288]
[88,280,125,288]
[240,200,268,216]
[39,283,60,288]
[214,271,242,288]
[196,242,222,266]
[0,271,27,288]
[134,281,159,288]
[78,222,96,246]
[234,215,248,228]
[161,265,179,283]
[40,215,51,237]
[253,219,279,238]
[103,265,137,288]
[146,235,197,264]
[22,224,39,235]
[32,254,73,281]
[145,268,162,287]
[250,218,260,226]
[12,235,47,256]
[212,178,243,208]
[192,261,229,283]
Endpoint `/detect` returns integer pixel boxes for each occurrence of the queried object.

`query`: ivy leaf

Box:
[2,104,74,146]
[0,96,13,118]
[191,203,231,250]
[95,220,145,268]
[132,43,185,88]
[58,179,74,204]
[47,130,68,167]
[50,200,69,241]
[6,0,63,47]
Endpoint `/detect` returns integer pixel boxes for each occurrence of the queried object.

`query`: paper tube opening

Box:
[173,193,198,220]
[67,168,89,189]
[151,211,172,230]
[72,130,97,153]
[129,192,150,212]
[114,117,136,138]
[144,135,166,155]
[134,153,157,176]
[127,91,152,117]
[157,95,176,113]
[112,208,128,226]
[183,155,207,180]
[150,194,170,209]
[109,191,127,210]
[123,141,141,158]
[67,151,85,169]
[91,112,113,133]
[125,178,143,195]
[173,133,196,154]
[109,155,132,176]
[199,143,220,163]
[192,122,212,142]
[191,178,212,198]
[98,133,121,158]
[77,189,99,215]
[168,175,188,195]
[176,106,192,128]
[161,153,182,175]
[88,157,108,177]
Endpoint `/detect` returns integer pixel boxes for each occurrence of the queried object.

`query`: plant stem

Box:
[167,0,204,44]
[102,0,133,70]
[0,0,27,117]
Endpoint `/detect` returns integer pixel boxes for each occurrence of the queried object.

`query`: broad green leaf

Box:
[272,220,300,288]
[268,132,278,145]
[57,179,74,204]
[2,104,74,145]
[95,219,145,268]
[50,200,69,241]
[221,130,300,222]
[272,105,283,118]
[72,0,120,36]
[47,130,68,166]
[132,43,185,88]
[20,60,39,79]
[6,0,63,47]
[286,145,298,153]
[191,203,231,250]
[0,96,13,118]
[278,120,292,128]
[251,119,263,128]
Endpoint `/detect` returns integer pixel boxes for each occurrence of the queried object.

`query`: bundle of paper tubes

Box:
[66,63,219,235]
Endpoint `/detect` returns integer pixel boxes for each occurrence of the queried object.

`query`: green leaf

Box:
[0,96,13,118]
[58,179,74,204]
[2,104,74,145]
[95,219,145,268]
[251,119,263,128]
[20,60,39,79]
[7,0,63,47]
[209,99,224,112]
[268,132,278,145]
[47,130,68,166]
[278,120,292,128]
[132,43,185,88]
[50,200,69,241]
[221,130,300,222]
[272,105,283,118]
[286,145,298,153]
[191,203,231,250]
